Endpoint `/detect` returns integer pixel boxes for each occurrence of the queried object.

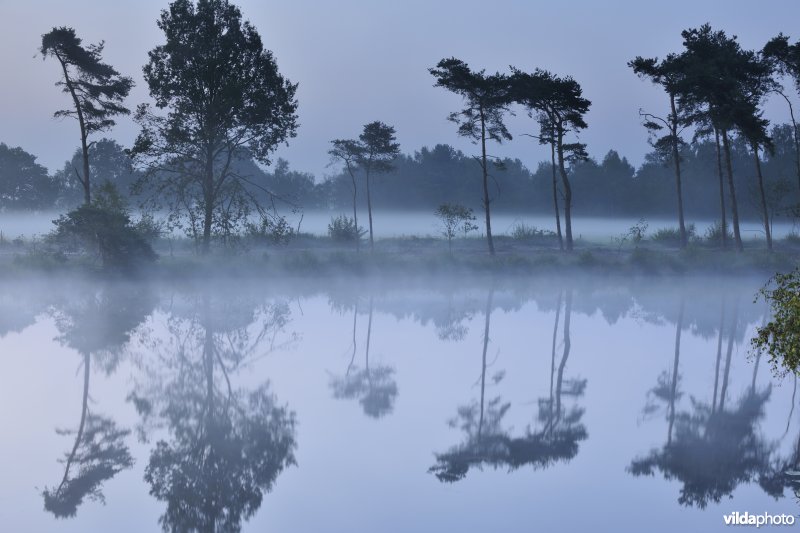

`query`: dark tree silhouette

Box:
[629,55,690,249]
[763,34,800,192]
[40,27,133,205]
[430,58,513,255]
[328,139,365,251]
[510,68,590,251]
[131,0,298,252]
[358,122,400,252]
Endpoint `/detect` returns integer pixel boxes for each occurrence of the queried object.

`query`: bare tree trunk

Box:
[556,127,574,252]
[365,171,375,253]
[714,129,728,250]
[480,110,495,256]
[752,145,773,251]
[721,130,743,252]
[555,288,573,419]
[667,299,684,445]
[202,145,214,254]
[57,55,91,205]
[719,299,738,412]
[478,288,494,440]
[551,139,564,251]
[711,298,725,414]
[777,90,800,192]
[57,351,91,495]
[349,167,360,252]
[670,95,687,249]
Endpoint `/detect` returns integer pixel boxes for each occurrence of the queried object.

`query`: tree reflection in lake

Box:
[429,287,587,482]
[42,283,153,517]
[130,288,297,532]
[330,296,398,418]
[629,297,775,508]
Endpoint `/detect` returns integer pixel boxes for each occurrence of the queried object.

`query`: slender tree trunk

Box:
[714,129,728,250]
[778,90,800,192]
[719,299,738,412]
[202,144,214,254]
[365,297,373,385]
[347,300,358,375]
[555,288,573,419]
[721,130,743,251]
[478,288,494,440]
[57,351,91,495]
[670,95,687,249]
[348,167,360,252]
[556,126,574,251]
[667,299,684,445]
[480,110,495,255]
[549,289,563,406]
[711,298,725,414]
[752,144,773,251]
[365,170,375,253]
[57,55,91,205]
[551,139,564,251]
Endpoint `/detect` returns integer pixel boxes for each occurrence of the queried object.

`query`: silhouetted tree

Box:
[629,55,690,248]
[131,0,298,253]
[0,143,59,209]
[40,27,133,205]
[510,68,590,251]
[328,139,365,251]
[430,58,513,255]
[358,121,400,251]
[763,34,800,191]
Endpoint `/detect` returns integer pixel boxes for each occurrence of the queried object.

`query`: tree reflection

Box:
[629,298,774,508]
[132,290,296,532]
[330,296,398,418]
[429,287,586,482]
[43,283,153,517]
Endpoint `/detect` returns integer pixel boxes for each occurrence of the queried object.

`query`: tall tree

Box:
[131,0,298,253]
[41,27,133,205]
[328,138,364,251]
[0,143,59,210]
[629,55,690,249]
[358,121,400,252]
[763,34,800,192]
[510,68,590,251]
[430,58,513,255]
[678,25,767,252]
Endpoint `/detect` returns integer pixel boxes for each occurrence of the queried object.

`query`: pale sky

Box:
[1,0,799,179]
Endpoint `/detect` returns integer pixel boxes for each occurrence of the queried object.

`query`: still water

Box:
[0,275,797,532]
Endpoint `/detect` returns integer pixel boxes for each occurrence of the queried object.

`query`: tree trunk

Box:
[556,126,574,251]
[555,288,573,418]
[670,95,687,249]
[551,139,564,251]
[58,55,91,205]
[721,130,743,252]
[480,110,495,255]
[711,298,725,414]
[57,351,91,495]
[365,170,375,253]
[778,91,800,192]
[714,129,728,250]
[667,299,684,445]
[719,299,738,412]
[202,147,214,254]
[349,166,360,252]
[752,145,773,251]
[478,288,493,440]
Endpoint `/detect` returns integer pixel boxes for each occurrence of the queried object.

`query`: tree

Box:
[629,55,690,249]
[430,58,513,255]
[132,0,298,253]
[435,203,476,252]
[0,143,59,210]
[763,34,800,192]
[678,25,767,252]
[510,68,590,251]
[328,139,365,251]
[41,27,133,205]
[358,121,400,252]
[752,269,800,377]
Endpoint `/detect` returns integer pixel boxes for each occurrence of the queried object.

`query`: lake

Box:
[0,274,798,532]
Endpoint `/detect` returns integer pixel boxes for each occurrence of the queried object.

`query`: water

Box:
[1,275,798,532]
[1,210,798,242]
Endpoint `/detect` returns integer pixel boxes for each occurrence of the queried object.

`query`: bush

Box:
[704,220,734,245]
[783,231,800,246]
[244,216,294,245]
[651,224,696,244]
[510,223,556,243]
[328,215,365,242]
[48,182,157,271]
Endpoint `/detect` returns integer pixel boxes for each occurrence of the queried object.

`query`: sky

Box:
[1,0,799,180]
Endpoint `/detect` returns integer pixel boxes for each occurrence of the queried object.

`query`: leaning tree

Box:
[430,58,513,255]
[41,27,133,205]
[131,0,298,253]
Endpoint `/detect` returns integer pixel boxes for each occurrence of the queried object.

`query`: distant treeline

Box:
[2,124,798,221]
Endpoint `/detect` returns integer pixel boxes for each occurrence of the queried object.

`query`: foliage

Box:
[244,216,294,245]
[651,224,697,244]
[327,215,365,242]
[131,0,298,252]
[0,143,59,209]
[614,218,648,250]
[49,182,157,270]
[704,220,734,244]
[435,203,477,250]
[510,222,556,242]
[752,269,800,377]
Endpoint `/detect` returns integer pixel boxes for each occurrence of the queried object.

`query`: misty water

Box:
[1,274,798,532]
[2,210,798,243]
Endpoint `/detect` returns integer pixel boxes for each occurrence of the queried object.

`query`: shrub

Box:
[651,224,696,244]
[510,223,556,243]
[783,231,800,246]
[435,203,477,251]
[244,216,294,245]
[328,215,365,242]
[704,220,734,245]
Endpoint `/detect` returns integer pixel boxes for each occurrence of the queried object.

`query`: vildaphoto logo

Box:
[723,512,796,527]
